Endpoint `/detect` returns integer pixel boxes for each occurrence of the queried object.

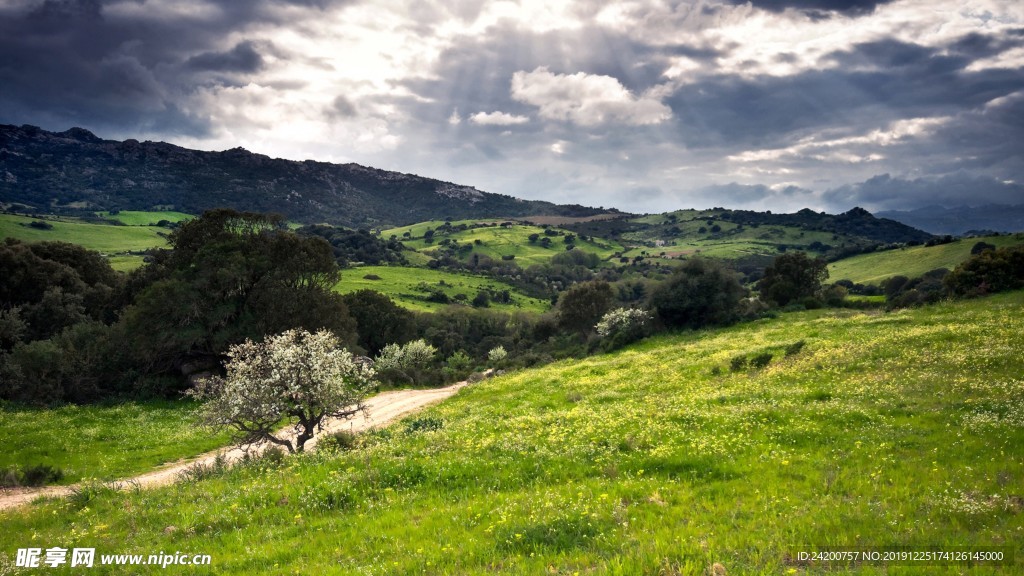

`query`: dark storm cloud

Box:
[327,95,358,118]
[186,41,265,73]
[0,0,342,136]
[697,182,817,208]
[664,33,1024,151]
[823,173,1024,211]
[725,0,895,16]
[27,0,103,21]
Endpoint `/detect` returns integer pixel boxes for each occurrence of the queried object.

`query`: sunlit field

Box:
[2,291,1020,574]
[828,234,1024,285]
[0,214,169,254]
[397,223,623,267]
[334,265,549,313]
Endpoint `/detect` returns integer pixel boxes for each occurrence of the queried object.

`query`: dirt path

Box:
[0,381,470,512]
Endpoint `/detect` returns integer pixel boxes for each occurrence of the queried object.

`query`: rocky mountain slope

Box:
[0,124,611,228]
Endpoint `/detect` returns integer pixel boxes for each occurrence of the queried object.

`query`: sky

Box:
[1,0,1023,214]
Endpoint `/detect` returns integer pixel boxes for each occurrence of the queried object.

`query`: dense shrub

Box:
[0,239,122,346]
[885,268,949,308]
[945,246,1024,297]
[472,291,490,308]
[649,258,747,329]
[443,350,473,381]
[404,415,444,433]
[297,225,406,267]
[374,339,438,386]
[595,307,652,350]
[970,241,996,255]
[557,280,614,335]
[487,345,508,364]
[0,321,132,404]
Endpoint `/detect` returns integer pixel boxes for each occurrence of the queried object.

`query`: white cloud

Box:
[728,116,951,164]
[662,56,705,82]
[469,111,530,125]
[596,0,1024,80]
[510,67,671,126]
[436,0,586,36]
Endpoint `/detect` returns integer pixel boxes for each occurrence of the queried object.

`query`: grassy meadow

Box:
[2,291,1021,574]
[387,221,624,267]
[828,234,1024,285]
[0,401,229,485]
[334,265,549,313]
[0,214,169,254]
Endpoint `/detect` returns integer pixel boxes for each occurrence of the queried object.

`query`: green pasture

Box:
[394,222,623,267]
[828,234,1024,285]
[0,214,168,269]
[0,214,169,253]
[335,265,549,313]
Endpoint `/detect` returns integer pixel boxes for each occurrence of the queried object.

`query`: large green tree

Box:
[122,210,357,384]
[757,251,829,306]
[341,289,414,356]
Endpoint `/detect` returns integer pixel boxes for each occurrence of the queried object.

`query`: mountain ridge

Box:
[0,124,613,228]
[877,204,1024,235]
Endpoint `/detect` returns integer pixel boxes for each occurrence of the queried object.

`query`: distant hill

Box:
[827,233,1024,285]
[877,204,1024,235]
[0,124,613,228]
[559,206,933,265]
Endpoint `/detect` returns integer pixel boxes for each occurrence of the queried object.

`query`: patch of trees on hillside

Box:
[297,225,406,267]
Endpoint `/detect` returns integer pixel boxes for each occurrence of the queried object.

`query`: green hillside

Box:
[4,291,1020,574]
[828,234,1024,285]
[388,221,624,267]
[0,213,169,260]
[382,219,496,239]
[334,265,549,313]
[565,208,934,264]
[605,210,841,260]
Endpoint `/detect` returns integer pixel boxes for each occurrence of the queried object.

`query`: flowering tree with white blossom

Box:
[189,329,376,453]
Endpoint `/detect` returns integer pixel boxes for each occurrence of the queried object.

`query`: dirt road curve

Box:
[0,381,469,512]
